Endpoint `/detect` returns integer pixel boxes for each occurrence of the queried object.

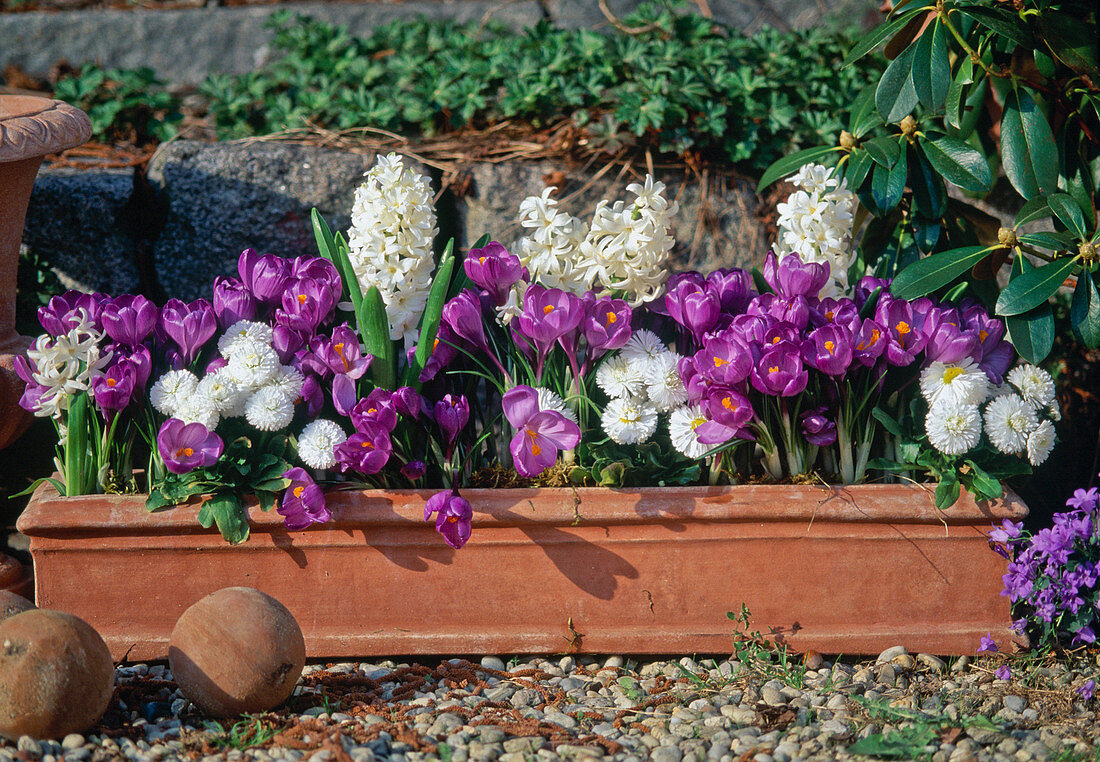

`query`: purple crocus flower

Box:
[727,313,773,346]
[400,460,426,480]
[301,375,325,417]
[424,490,473,549]
[750,343,808,396]
[441,290,489,354]
[278,467,331,531]
[351,391,399,433]
[877,299,927,367]
[694,337,752,385]
[749,293,811,332]
[978,633,999,653]
[706,268,753,313]
[697,388,755,445]
[291,256,342,298]
[963,306,1013,384]
[308,325,372,415]
[277,277,336,332]
[100,294,158,347]
[802,324,853,377]
[334,422,392,475]
[157,419,223,475]
[418,323,460,383]
[812,298,859,332]
[852,319,888,367]
[514,285,584,355]
[854,276,891,308]
[212,276,258,328]
[923,308,979,364]
[761,252,829,298]
[392,386,422,420]
[666,281,720,340]
[502,385,581,478]
[158,298,217,368]
[801,407,837,446]
[582,294,632,356]
[238,248,292,303]
[273,325,309,365]
[434,394,470,447]
[463,242,527,306]
[995,665,1011,681]
[38,291,107,335]
[92,359,137,414]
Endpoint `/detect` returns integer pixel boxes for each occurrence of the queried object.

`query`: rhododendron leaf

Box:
[996,256,1079,316]
[1005,256,1056,363]
[1070,270,1100,348]
[890,246,993,299]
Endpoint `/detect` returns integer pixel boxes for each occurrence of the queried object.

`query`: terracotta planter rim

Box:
[18,478,1026,537]
[0,96,92,163]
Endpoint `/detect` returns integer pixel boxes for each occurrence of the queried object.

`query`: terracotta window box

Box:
[18,480,1025,660]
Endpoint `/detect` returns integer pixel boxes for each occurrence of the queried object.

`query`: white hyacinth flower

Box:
[774,163,855,296]
[1007,364,1056,409]
[25,310,112,417]
[346,153,438,343]
[925,400,982,455]
[225,340,280,389]
[217,320,274,358]
[536,387,579,425]
[919,358,990,408]
[595,354,645,399]
[601,397,658,445]
[150,369,199,418]
[244,387,296,431]
[515,187,589,292]
[669,404,711,459]
[297,419,348,470]
[1027,420,1056,466]
[983,394,1038,455]
[645,352,688,412]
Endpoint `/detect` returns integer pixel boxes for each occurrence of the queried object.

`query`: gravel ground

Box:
[3,648,1100,762]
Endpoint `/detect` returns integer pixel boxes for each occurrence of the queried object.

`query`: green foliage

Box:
[15,247,64,338]
[569,440,700,487]
[52,64,181,144]
[763,0,1100,363]
[204,718,281,750]
[726,604,807,689]
[199,10,880,173]
[849,695,1000,760]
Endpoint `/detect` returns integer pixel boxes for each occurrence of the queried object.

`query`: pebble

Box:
[480,656,506,672]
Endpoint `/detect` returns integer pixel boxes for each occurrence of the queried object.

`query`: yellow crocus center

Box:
[605,311,617,325]
[293,486,304,498]
[333,342,350,371]
[896,321,911,348]
[824,340,835,355]
[543,305,555,315]
[479,257,486,265]
[722,396,737,410]
[107,378,117,387]
[361,440,374,449]
[713,356,728,368]
[768,366,780,374]
[432,338,440,353]
[943,366,965,384]
[826,310,835,321]
[176,447,194,458]
[297,293,308,305]
[771,336,781,345]
[525,427,541,456]
[447,515,458,523]
[979,329,988,342]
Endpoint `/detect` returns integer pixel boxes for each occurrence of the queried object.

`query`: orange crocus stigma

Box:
[176,447,194,458]
[107,378,117,387]
[979,329,988,342]
[543,305,555,315]
[895,321,911,348]
[713,356,728,368]
[824,340,835,355]
[293,486,304,498]
[447,515,458,523]
[606,311,617,325]
[297,293,308,304]
[333,342,350,371]
[768,366,780,374]
[361,440,374,449]
[771,336,781,345]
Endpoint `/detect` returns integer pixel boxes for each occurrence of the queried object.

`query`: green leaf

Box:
[890,246,993,299]
[1005,257,1055,365]
[757,146,840,191]
[1048,193,1088,239]
[871,406,904,437]
[252,476,291,493]
[996,256,1079,316]
[863,135,902,168]
[958,5,1033,47]
[964,460,1002,500]
[1001,87,1058,200]
[146,488,173,512]
[842,7,930,67]
[845,150,874,189]
[909,144,947,220]
[911,20,950,111]
[848,84,882,139]
[876,41,919,123]
[362,285,396,391]
[1018,231,1076,252]
[1070,270,1100,348]
[849,726,937,759]
[935,476,961,511]
[1036,13,1100,79]
[945,56,974,132]
[198,492,250,544]
[405,239,456,389]
[871,146,907,213]
[256,490,277,512]
[1014,198,1050,229]
[920,134,992,193]
[311,208,337,262]
[64,392,90,496]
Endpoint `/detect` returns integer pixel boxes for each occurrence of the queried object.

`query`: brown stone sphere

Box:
[0,590,35,622]
[0,610,114,740]
[169,587,305,717]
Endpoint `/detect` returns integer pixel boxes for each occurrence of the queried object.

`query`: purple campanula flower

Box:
[514,285,584,354]
[158,298,217,367]
[351,390,399,433]
[238,248,292,303]
[434,394,470,447]
[706,268,753,314]
[291,256,342,298]
[995,665,1011,681]
[392,386,422,420]
[334,422,392,475]
[308,324,371,415]
[100,294,157,347]
[1073,627,1096,646]
[1067,488,1100,511]
[801,406,837,446]
[762,252,829,298]
[989,519,1024,544]
[750,342,808,396]
[582,294,632,356]
[401,460,426,480]
[852,319,888,367]
[278,467,331,531]
[157,418,223,475]
[92,358,137,414]
[1078,680,1096,701]
[877,299,927,367]
[694,337,752,386]
[978,633,999,653]
[666,280,720,340]
[212,276,258,328]
[802,324,853,377]
[441,290,489,354]
[503,385,581,478]
[277,277,337,333]
[424,489,474,549]
[463,242,527,306]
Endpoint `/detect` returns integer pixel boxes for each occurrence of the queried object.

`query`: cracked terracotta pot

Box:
[19,481,1026,659]
[0,96,91,450]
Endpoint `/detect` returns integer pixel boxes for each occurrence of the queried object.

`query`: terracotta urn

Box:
[0,96,91,450]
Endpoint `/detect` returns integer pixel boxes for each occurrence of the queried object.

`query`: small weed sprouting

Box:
[618,676,642,702]
[204,717,281,750]
[726,604,808,689]
[848,696,1001,761]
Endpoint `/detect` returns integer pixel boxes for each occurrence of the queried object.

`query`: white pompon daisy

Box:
[645,352,688,412]
[925,400,982,455]
[174,393,220,430]
[536,387,579,425]
[919,358,990,408]
[601,397,658,445]
[595,354,645,399]
[1027,419,1056,466]
[297,419,348,470]
[669,405,710,459]
[620,329,666,366]
[1007,364,1056,409]
[244,387,295,431]
[149,370,199,417]
[217,320,274,358]
[226,341,280,389]
[270,365,306,401]
[197,372,247,416]
[983,394,1038,455]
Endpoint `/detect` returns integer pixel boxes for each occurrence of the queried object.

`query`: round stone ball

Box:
[0,610,114,740]
[169,587,305,717]
[0,591,35,622]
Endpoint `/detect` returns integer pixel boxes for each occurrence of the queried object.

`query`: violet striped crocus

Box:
[92,358,137,414]
[307,325,372,415]
[277,277,336,333]
[278,467,331,531]
[693,337,752,386]
[750,343,808,396]
[212,276,258,328]
[762,252,829,298]
[503,385,581,478]
[157,418,224,474]
[158,298,218,368]
[238,248,292,303]
[434,394,470,448]
[291,255,342,298]
[666,281,720,341]
[351,390,399,433]
[800,407,837,446]
[334,422,392,475]
[706,268,753,313]
[424,489,473,549]
[697,388,754,445]
[514,285,584,354]
[100,294,158,347]
[441,290,490,354]
[463,242,527,306]
[802,324,853,377]
[582,294,632,357]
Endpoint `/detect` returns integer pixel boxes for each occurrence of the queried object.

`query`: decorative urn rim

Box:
[0,95,92,163]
